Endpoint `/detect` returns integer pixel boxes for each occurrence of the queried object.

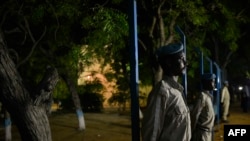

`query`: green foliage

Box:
[53,79,70,100]
[79,80,104,94]
[31,5,46,23]
[245,71,250,79]
[108,92,129,105]
[51,44,82,81]
[82,7,129,37]
[77,81,105,112]
[187,61,199,78]
[229,42,238,52]
[55,2,80,18]
[81,92,104,112]
[81,6,129,61]
[2,0,250,109]
[111,0,123,4]
[180,1,209,26]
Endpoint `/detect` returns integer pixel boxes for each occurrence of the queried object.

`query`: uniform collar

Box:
[162,75,184,92]
[202,90,213,98]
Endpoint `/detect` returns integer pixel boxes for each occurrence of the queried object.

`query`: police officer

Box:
[190,73,216,141]
[221,81,230,122]
[241,80,250,112]
[141,43,191,141]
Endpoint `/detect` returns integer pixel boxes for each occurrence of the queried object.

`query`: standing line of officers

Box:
[141,42,231,141]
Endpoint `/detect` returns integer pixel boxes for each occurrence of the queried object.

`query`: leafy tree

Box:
[78,80,105,112]
[1,0,250,140]
[135,0,250,88]
[79,1,132,109]
[0,33,59,140]
[69,0,250,109]
[85,0,250,107]
[0,0,89,139]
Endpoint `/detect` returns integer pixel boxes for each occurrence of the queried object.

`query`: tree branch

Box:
[46,0,60,41]
[222,51,233,70]
[149,17,156,39]
[138,39,147,51]
[0,11,9,28]
[17,26,47,68]
[165,14,179,45]
[33,66,59,114]
[23,16,35,43]
[158,0,166,46]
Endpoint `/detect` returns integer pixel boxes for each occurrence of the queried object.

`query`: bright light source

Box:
[87,75,91,80]
[238,86,243,91]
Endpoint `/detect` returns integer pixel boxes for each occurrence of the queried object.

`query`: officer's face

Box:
[171,52,186,76]
[211,79,216,90]
[203,79,216,90]
[206,79,216,90]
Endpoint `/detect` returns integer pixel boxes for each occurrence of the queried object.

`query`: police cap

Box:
[157,43,184,57]
[201,73,216,80]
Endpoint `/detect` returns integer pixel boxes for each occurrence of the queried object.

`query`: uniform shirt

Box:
[221,86,230,103]
[243,85,250,98]
[191,91,215,132]
[141,76,191,141]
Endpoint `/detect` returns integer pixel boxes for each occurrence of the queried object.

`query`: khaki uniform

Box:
[191,91,215,141]
[141,76,191,141]
[221,86,230,121]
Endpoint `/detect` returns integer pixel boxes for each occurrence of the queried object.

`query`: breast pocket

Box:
[172,104,190,127]
[174,104,188,115]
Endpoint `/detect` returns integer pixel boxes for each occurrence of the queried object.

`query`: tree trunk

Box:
[11,106,52,141]
[0,31,59,141]
[145,1,178,85]
[4,111,11,141]
[61,74,86,130]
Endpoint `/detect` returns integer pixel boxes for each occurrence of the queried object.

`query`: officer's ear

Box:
[164,58,173,67]
[166,61,173,68]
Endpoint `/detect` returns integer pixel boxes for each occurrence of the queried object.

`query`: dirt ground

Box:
[1,101,250,141]
[0,109,132,141]
[213,101,250,141]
